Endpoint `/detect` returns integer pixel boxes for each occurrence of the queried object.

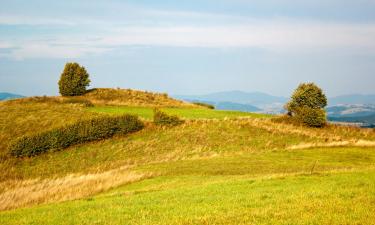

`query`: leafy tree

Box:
[285,83,327,127]
[58,62,90,96]
[294,106,327,127]
[286,83,327,113]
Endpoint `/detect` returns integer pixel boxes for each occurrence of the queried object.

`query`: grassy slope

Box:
[88,106,270,120]
[83,88,195,108]
[0,99,98,158]
[1,95,375,224]
[1,170,375,225]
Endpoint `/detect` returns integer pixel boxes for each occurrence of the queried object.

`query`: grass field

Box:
[1,93,375,224]
[88,106,270,120]
[1,169,375,224]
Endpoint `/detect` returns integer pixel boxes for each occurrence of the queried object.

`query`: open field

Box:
[88,106,271,120]
[1,168,375,224]
[1,92,375,224]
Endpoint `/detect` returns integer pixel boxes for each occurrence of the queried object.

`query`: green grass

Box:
[88,106,271,120]
[2,100,375,224]
[0,119,316,180]
[1,170,374,225]
[137,147,375,177]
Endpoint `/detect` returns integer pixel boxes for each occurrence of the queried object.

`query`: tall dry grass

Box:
[0,166,154,211]
[0,99,98,158]
[83,88,196,107]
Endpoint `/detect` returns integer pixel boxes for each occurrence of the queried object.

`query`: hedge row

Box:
[9,114,144,157]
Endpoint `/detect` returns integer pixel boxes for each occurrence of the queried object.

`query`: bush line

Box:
[9,114,144,157]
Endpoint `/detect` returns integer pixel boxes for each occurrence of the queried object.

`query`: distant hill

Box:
[330,94,375,105]
[329,113,375,126]
[175,91,375,114]
[0,92,24,101]
[215,102,261,112]
[174,91,286,113]
[327,104,375,127]
[327,104,375,118]
[174,91,287,107]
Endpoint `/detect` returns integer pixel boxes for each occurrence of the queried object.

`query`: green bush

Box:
[193,102,215,109]
[294,106,327,128]
[153,108,184,126]
[286,83,327,113]
[285,83,327,127]
[58,62,91,96]
[9,114,144,157]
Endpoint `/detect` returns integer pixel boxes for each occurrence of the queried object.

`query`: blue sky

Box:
[1,0,375,97]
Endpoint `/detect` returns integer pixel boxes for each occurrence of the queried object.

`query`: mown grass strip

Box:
[88,106,271,120]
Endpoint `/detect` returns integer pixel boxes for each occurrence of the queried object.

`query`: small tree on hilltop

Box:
[285,83,328,127]
[58,62,90,96]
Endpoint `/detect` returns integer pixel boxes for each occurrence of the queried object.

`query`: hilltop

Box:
[1,88,375,224]
[83,88,195,107]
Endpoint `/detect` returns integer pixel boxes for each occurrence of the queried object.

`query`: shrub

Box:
[286,83,327,113]
[9,114,144,157]
[58,62,91,96]
[193,102,215,109]
[285,83,327,127]
[294,106,327,127]
[153,108,184,126]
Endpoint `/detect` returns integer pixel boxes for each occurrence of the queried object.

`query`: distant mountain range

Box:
[175,91,287,106]
[0,92,24,100]
[215,102,260,112]
[174,91,287,114]
[329,94,375,105]
[175,91,375,126]
[175,91,375,107]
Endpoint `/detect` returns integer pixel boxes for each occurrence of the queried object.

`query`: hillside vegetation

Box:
[1,89,375,224]
[83,88,195,107]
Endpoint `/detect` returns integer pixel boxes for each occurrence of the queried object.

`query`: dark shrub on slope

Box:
[153,108,184,127]
[9,114,144,157]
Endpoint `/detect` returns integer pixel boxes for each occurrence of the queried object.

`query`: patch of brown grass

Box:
[0,99,99,158]
[0,166,154,211]
[83,88,196,107]
[288,140,375,150]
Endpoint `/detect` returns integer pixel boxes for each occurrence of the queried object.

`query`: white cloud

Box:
[96,23,375,50]
[1,11,375,59]
[0,14,77,26]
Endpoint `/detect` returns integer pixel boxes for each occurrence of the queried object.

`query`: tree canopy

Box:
[286,83,328,127]
[58,62,90,96]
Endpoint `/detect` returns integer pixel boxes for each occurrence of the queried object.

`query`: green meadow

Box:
[1,90,375,224]
[88,106,271,120]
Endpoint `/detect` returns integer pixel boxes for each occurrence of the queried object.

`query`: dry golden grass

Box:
[288,140,375,150]
[0,88,194,158]
[0,166,154,211]
[249,117,375,142]
[83,88,196,107]
[0,98,99,158]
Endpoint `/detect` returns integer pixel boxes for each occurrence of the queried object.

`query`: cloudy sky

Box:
[1,0,375,97]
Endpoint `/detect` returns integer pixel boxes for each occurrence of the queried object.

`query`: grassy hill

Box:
[83,88,195,107]
[1,89,375,224]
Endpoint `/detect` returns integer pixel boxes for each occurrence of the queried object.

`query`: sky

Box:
[1,0,375,97]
